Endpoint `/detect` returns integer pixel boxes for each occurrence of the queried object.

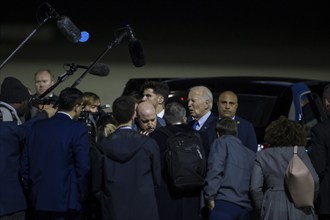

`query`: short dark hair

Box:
[164,102,186,124]
[215,117,237,136]
[112,96,137,124]
[141,81,169,102]
[58,87,83,111]
[264,116,306,147]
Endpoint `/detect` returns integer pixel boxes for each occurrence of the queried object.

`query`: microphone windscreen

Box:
[56,16,81,43]
[129,39,146,67]
[88,63,110,76]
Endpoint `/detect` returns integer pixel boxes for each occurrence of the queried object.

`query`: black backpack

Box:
[159,127,207,191]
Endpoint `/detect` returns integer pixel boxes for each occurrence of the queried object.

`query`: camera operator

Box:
[79,92,110,220]
[79,92,108,147]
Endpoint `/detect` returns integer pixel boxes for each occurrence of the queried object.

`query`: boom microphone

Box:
[45,3,88,43]
[57,16,82,43]
[64,63,110,76]
[126,24,146,67]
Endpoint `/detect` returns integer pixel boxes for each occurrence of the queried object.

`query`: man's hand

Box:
[207,200,215,210]
[42,105,57,118]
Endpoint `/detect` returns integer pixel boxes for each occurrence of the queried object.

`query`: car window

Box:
[235,94,277,128]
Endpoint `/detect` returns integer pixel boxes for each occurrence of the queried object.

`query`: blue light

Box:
[79,31,89,43]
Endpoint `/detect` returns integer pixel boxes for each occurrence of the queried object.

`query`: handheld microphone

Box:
[64,63,110,76]
[126,24,146,67]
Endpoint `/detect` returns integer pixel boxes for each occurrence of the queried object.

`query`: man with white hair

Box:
[187,85,218,156]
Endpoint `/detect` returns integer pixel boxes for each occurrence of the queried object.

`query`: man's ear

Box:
[132,110,137,120]
[183,116,187,123]
[73,104,81,114]
[205,99,210,109]
[325,98,330,109]
[158,95,164,104]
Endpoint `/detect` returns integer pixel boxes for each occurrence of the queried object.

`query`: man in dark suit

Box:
[217,90,258,152]
[187,86,218,157]
[311,83,330,220]
[22,87,90,220]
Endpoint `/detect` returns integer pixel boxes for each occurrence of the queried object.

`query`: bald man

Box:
[217,90,258,152]
[134,101,162,135]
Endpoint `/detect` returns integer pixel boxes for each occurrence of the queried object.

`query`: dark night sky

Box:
[1,1,329,108]
[1,1,329,68]
[3,1,329,28]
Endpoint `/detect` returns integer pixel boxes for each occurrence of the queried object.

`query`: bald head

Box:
[136,101,157,132]
[217,91,238,118]
[137,101,156,116]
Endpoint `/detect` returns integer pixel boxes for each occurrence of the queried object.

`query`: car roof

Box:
[164,76,325,96]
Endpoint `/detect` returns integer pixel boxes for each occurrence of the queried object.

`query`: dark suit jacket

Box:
[0,121,27,216]
[311,118,330,215]
[22,112,90,212]
[235,116,258,152]
[157,116,166,126]
[188,113,218,157]
[0,104,48,216]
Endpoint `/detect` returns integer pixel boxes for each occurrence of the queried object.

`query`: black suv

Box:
[122,76,329,149]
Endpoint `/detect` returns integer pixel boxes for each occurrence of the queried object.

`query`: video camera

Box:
[29,95,58,106]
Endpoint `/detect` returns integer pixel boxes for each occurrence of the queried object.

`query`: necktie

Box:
[193,121,199,130]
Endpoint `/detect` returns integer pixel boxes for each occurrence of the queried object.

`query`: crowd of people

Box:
[0,73,329,220]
